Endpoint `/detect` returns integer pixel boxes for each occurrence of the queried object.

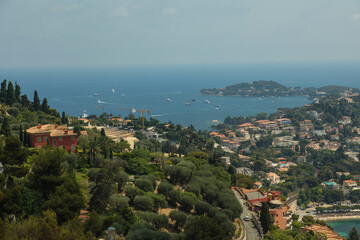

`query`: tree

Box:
[101,128,105,136]
[135,178,154,192]
[0,135,28,177]
[349,227,360,240]
[0,79,7,102]
[19,125,23,142]
[27,148,66,200]
[133,195,154,211]
[14,81,21,102]
[61,112,68,124]
[21,94,31,108]
[33,90,41,111]
[41,98,50,113]
[178,195,196,213]
[43,176,84,224]
[1,117,11,137]
[260,202,272,234]
[6,81,15,105]
[169,210,188,229]
[184,215,230,240]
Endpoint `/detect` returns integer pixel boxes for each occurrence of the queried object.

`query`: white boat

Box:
[81,109,88,118]
[185,102,191,106]
[93,93,100,96]
[216,104,221,108]
[204,100,210,104]
[166,98,172,102]
[112,88,115,93]
[97,99,104,104]
[121,93,125,97]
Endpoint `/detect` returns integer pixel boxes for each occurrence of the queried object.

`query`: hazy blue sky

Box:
[1,0,359,68]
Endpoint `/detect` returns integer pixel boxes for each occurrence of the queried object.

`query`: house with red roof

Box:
[27,124,78,154]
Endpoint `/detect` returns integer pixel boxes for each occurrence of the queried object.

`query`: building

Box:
[235,188,288,229]
[266,172,280,184]
[269,200,289,230]
[27,124,78,154]
[343,180,357,188]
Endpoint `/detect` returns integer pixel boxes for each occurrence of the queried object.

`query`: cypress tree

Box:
[15,81,21,102]
[33,90,41,111]
[260,202,272,234]
[0,79,7,103]
[61,112,68,124]
[349,227,360,240]
[6,81,15,105]
[41,98,50,113]
[19,125,23,142]
[103,148,107,159]
[101,128,105,136]
[21,94,31,108]
[1,117,11,136]
[109,148,113,159]
[23,129,27,146]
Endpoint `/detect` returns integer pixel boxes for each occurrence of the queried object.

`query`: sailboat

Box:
[112,88,115,93]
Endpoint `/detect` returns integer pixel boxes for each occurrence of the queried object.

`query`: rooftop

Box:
[27,124,77,137]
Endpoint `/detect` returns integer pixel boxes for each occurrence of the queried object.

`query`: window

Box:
[53,140,56,146]
[59,137,63,141]
[37,137,42,142]
[71,136,75,141]
[71,145,75,151]
[44,136,48,142]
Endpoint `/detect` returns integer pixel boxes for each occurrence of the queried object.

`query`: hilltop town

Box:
[1,79,360,239]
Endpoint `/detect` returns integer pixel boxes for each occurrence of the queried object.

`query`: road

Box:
[233,190,262,240]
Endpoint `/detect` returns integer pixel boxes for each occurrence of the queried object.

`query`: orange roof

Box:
[344,180,356,183]
[27,124,78,137]
[78,118,90,122]
[210,132,218,135]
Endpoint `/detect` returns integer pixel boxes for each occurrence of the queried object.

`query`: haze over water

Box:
[2,61,360,130]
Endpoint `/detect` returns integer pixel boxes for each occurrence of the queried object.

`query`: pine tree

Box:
[101,128,105,136]
[19,125,23,142]
[0,79,7,103]
[14,81,21,102]
[260,202,272,234]
[349,227,360,240]
[33,90,40,111]
[1,117,11,136]
[41,98,49,113]
[6,81,15,105]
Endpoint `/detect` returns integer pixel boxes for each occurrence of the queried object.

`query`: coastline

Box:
[316,213,360,221]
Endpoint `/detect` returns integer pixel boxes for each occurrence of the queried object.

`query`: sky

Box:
[0,0,360,68]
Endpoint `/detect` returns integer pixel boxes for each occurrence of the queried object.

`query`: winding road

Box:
[233,190,262,240]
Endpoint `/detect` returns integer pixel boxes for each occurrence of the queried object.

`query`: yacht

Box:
[185,102,191,106]
[204,100,210,104]
[166,98,172,102]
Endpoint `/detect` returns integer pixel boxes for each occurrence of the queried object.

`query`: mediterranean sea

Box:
[327,219,360,238]
[1,61,360,130]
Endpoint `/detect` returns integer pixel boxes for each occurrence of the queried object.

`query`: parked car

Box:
[244,216,250,221]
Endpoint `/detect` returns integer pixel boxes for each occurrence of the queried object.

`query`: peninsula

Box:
[200,80,359,98]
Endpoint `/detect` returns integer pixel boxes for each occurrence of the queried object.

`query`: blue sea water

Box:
[1,61,360,130]
[327,219,360,238]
